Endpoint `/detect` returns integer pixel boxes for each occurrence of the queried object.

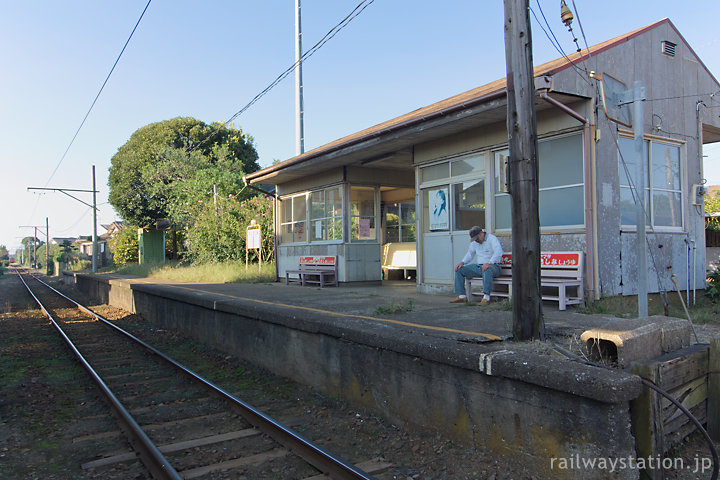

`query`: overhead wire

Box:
[529,1,592,87]
[44,0,153,187]
[187,0,375,155]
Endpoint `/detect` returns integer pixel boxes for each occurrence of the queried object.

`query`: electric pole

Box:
[503,0,543,340]
[295,0,305,155]
[27,165,100,273]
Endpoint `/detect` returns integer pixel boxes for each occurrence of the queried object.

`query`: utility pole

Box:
[92,165,98,273]
[295,0,305,155]
[19,225,45,270]
[27,165,100,273]
[503,0,543,340]
[46,217,50,275]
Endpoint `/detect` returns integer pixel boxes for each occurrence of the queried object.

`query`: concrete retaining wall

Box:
[68,273,642,479]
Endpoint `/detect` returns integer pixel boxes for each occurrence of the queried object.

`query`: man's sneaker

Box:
[450,297,467,303]
[479,298,491,305]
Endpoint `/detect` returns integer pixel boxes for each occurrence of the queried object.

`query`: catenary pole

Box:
[92,165,98,273]
[503,0,543,340]
[46,217,49,274]
[295,0,305,155]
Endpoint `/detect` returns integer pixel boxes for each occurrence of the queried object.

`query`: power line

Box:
[189,0,375,154]
[529,3,591,87]
[45,0,152,187]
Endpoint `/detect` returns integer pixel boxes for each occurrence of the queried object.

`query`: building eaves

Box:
[246,18,714,185]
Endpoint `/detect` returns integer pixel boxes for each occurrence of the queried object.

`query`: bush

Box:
[707,267,720,302]
[109,227,139,264]
[183,195,273,263]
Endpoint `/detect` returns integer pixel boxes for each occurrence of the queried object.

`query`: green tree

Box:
[706,190,720,231]
[109,227,140,265]
[184,195,273,263]
[108,117,259,228]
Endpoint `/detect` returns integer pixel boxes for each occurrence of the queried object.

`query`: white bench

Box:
[285,256,338,287]
[382,242,416,280]
[465,251,584,310]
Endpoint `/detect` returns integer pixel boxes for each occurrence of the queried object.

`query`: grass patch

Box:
[104,260,276,283]
[576,291,719,323]
[374,298,414,315]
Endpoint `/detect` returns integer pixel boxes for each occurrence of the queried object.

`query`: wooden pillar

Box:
[503,0,543,340]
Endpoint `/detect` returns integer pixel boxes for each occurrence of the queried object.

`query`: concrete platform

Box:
[68,273,685,479]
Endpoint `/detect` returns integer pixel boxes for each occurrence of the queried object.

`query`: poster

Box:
[246,227,261,249]
[429,187,449,230]
[359,218,371,238]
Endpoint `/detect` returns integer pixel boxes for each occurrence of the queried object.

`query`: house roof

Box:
[247,18,720,186]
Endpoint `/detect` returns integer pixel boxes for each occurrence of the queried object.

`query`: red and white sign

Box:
[299,256,336,266]
[499,252,580,268]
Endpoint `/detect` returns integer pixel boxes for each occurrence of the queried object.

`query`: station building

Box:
[245,19,720,300]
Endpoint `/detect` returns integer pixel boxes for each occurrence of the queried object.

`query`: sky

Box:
[2,0,720,253]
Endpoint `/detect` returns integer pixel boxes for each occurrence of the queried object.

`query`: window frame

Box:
[309,185,344,244]
[618,134,685,232]
[492,131,586,232]
[419,151,489,234]
[279,192,308,244]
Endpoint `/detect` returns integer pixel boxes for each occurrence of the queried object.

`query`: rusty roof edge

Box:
[246,88,508,183]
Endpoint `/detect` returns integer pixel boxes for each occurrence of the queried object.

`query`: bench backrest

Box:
[498,252,583,279]
[299,256,337,267]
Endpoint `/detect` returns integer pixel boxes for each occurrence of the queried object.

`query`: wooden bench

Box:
[465,251,584,310]
[382,242,417,280]
[285,256,338,287]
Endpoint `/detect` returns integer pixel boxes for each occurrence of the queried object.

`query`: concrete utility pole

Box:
[503,0,543,340]
[92,165,98,273]
[295,0,305,155]
[46,217,50,274]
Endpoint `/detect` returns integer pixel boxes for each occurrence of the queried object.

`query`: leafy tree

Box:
[109,226,140,265]
[184,195,273,263]
[108,117,259,228]
[706,190,720,231]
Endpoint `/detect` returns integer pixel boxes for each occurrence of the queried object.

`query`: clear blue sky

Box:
[2,1,719,253]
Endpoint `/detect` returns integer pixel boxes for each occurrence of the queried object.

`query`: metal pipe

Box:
[693,240,697,305]
[538,90,588,124]
[685,236,691,304]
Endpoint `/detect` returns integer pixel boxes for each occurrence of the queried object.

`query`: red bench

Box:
[465,251,584,310]
[285,256,338,287]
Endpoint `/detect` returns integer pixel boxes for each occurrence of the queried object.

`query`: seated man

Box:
[451,226,503,305]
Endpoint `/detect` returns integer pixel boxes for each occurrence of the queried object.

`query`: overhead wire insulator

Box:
[560,0,573,27]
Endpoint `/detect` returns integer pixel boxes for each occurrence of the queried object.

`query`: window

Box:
[493,132,585,230]
[310,186,343,242]
[279,193,307,244]
[619,137,682,228]
[385,201,416,242]
[453,179,485,230]
[350,187,377,241]
[420,153,486,233]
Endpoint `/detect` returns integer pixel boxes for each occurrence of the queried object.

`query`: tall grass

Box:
[578,291,719,324]
[107,261,276,284]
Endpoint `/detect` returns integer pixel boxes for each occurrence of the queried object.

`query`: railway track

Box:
[15,269,389,479]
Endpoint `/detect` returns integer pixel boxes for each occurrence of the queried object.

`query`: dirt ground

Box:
[2,270,720,480]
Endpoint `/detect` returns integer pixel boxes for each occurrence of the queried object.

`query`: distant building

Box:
[247,19,720,299]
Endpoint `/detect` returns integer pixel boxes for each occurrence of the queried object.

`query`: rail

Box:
[18,269,376,480]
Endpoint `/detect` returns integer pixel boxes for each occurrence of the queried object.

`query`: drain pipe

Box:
[693,239,697,305]
[684,236,692,304]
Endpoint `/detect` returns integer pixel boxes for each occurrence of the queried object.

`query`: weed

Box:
[106,260,277,284]
[707,267,720,302]
[374,298,414,315]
